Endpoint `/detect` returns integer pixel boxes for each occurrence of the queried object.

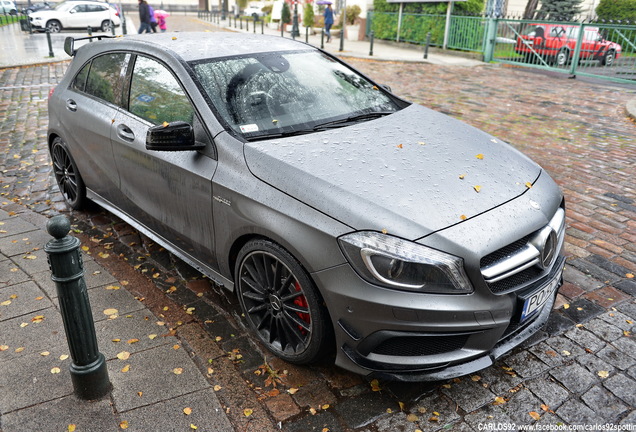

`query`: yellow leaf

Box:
[370,379,381,392]
[173,368,184,375]
[288,388,299,395]
[120,420,129,429]
[121,364,131,373]
[167,286,177,293]
[471,375,481,381]
[626,273,634,279]
[398,401,405,411]
[112,339,121,343]
[137,391,143,397]
[562,350,571,356]
[68,425,77,432]
[244,408,253,417]
[406,414,419,422]
[215,336,223,342]
[598,370,609,379]
[476,153,484,160]
[173,344,181,350]
[98,252,109,259]
[81,246,90,252]
[541,404,550,412]
[563,304,570,309]
[148,334,158,340]
[32,315,45,323]
[104,308,118,316]
[183,407,193,415]
[117,351,131,360]
[309,408,317,415]
[459,174,465,179]
[460,214,467,220]
[397,144,403,149]
[127,339,139,344]
[322,404,330,410]
[24,254,37,260]
[493,396,506,405]
[106,285,120,290]
[214,385,222,391]
[473,185,482,193]
[529,411,541,421]
[15,347,25,353]
[1,300,12,306]
[51,367,61,374]
[190,425,197,430]
[60,354,69,360]
[40,351,50,356]
[0,345,8,351]
[20,322,29,328]
[525,182,533,189]
[428,416,440,422]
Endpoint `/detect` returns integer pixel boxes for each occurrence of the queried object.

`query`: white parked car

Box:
[0,0,17,14]
[243,4,266,18]
[29,0,121,33]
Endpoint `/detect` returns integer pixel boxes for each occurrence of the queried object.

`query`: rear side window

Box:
[71,62,90,93]
[128,56,194,125]
[83,53,130,106]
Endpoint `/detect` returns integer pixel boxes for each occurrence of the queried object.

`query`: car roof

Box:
[81,32,312,63]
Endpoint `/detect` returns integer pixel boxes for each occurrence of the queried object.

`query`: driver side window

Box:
[129,56,194,126]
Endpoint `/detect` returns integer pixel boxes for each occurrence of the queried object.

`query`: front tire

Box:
[51,137,86,210]
[601,49,615,66]
[235,239,333,364]
[555,47,570,66]
[46,19,61,33]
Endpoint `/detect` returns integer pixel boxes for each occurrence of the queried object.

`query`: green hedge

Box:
[373,0,484,14]
[370,12,446,45]
[596,0,636,21]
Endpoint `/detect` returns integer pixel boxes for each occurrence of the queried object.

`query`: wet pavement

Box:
[1,14,636,432]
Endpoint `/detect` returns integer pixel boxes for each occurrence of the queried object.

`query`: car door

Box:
[57,52,130,202]
[110,54,219,267]
[65,3,87,28]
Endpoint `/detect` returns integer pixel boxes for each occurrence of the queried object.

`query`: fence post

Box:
[45,215,111,400]
[423,32,431,59]
[569,21,585,76]
[482,17,498,62]
[369,30,374,56]
[46,28,54,57]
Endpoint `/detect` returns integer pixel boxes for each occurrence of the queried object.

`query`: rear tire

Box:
[51,137,87,210]
[101,20,113,32]
[46,19,61,33]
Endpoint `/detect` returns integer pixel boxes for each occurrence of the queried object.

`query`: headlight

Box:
[338,232,473,294]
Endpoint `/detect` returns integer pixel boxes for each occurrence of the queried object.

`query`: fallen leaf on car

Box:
[473,185,482,193]
[476,153,484,160]
[397,144,403,149]
[525,182,533,189]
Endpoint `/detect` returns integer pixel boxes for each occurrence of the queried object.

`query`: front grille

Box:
[488,266,543,294]
[481,235,531,268]
[480,207,565,295]
[371,334,469,357]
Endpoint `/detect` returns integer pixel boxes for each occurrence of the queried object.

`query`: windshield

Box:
[54,1,73,11]
[192,50,402,140]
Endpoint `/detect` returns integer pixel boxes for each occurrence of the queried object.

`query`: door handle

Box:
[66,99,77,112]
[116,124,135,142]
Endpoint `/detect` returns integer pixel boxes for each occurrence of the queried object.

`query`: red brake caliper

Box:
[293,282,310,334]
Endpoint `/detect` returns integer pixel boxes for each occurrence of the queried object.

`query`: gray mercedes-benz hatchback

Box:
[48,32,565,381]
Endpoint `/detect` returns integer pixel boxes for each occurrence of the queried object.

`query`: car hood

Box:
[244,104,541,240]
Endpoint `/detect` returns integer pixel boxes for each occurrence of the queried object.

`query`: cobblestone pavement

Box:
[1,57,635,431]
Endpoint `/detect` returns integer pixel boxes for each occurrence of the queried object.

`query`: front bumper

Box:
[313,255,564,381]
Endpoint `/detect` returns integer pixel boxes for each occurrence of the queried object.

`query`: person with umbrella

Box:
[322,1,333,43]
[154,9,169,32]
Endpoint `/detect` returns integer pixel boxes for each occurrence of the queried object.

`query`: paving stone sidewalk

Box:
[1,24,636,432]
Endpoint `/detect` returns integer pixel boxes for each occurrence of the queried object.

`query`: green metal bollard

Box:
[45,215,111,400]
[369,30,374,56]
[46,28,54,57]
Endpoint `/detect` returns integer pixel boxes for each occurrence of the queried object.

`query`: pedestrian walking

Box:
[148,4,158,33]
[137,0,152,34]
[323,3,334,42]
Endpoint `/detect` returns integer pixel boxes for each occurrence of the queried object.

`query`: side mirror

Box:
[146,121,205,151]
[64,36,75,56]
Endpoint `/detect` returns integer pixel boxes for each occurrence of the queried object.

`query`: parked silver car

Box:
[48,33,565,381]
[29,0,120,33]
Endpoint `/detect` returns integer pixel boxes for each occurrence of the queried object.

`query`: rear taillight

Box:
[49,87,55,99]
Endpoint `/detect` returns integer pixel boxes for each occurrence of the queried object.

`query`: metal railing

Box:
[489,19,636,84]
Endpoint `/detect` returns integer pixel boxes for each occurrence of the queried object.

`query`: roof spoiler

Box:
[64,35,118,57]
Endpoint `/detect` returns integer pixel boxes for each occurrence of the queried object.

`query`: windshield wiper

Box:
[313,111,394,130]
[244,128,316,141]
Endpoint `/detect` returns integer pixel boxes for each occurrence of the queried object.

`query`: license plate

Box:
[520,276,560,322]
